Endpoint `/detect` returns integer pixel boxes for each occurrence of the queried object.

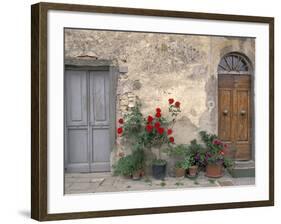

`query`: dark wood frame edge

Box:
[31,2,274,221]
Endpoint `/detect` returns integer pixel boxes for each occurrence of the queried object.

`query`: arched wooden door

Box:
[218,53,252,160]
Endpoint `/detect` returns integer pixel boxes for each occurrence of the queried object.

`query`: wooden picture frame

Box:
[31,2,274,221]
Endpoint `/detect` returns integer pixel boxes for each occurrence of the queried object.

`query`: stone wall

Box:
[65,29,255,165]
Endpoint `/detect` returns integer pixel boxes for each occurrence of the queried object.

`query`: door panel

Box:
[218,74,252,161]
[90,128,111,172]
[66,128,89,172]
[218,89,233,141]
[66,70,87,126]
[68,129,88,163]
[89,71,110,126]
[235,88,251,160]
[236,89,250,141]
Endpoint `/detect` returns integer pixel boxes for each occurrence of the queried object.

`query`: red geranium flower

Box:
[117,127,123,135]
[157,127,164,135]
[155,112,161,118]
[118,118,124,124]
[146,124,153,133]
[175,101,180,108]
[168,98,174,104]
[147,115,153,123]
[154,122,161,128]
[213,139,222,145]
[167,129,173,135]
[169,136,175,143]
[156,108,161,113]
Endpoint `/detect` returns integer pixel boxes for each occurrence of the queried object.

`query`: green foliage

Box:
[182,155,193,170]
[114,103,147,177]
[208,179,216,184]
[140,116,171,151]
[152,159,167,165]
[113,149,145,176]
[168,140,205,170]
[175,161,183,168]
[223,156,234,168]
[175,182,184,186]
[168,103,181,118]
[121,102,173,158]
[113,154,135,176]
[199,130,233,168]
[167,144,188,157]
[186,139,205,167]
[116,99,183,176]
[122,102,145,145]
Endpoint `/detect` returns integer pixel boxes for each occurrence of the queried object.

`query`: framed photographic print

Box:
[31,2,274,221]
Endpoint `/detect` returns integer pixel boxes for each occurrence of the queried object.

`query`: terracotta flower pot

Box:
[175,167,185,177]
[132,170,142,180]
[205,163,223,178]
[188,165,198,177]
[140,170,145,177]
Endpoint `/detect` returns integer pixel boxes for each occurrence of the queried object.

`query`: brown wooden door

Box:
[218,74,252,160]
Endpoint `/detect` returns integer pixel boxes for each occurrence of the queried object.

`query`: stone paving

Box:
[64,171,255,194]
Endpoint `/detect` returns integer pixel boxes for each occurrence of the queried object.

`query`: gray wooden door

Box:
[65,69,111,173]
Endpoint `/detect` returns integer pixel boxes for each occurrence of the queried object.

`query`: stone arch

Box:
[217,52,253,74]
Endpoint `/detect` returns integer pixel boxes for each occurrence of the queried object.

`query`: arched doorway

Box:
[218,52,253,161]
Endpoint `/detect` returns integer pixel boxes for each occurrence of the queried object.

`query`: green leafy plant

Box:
[175,182,184,186]
[168,140,205,170]
[186,139,205,167]
[114,102,146,177]
[182,155,193,170]
[113,149,145,176]
[208,179,216,184]
[175,161,184,168]
[199,131,233,168]
[152,159,167,165]
[122,102,144,144]
[115,98,183,176]
[166,144,188,157]
[113,154,135,176]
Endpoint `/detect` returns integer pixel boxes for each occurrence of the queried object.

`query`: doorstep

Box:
[228,160,255,178]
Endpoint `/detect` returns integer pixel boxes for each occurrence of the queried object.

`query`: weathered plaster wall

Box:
[65,29,255,162]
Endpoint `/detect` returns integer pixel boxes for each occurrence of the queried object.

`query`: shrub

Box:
[199,131,233,168]
[113,149,145,176]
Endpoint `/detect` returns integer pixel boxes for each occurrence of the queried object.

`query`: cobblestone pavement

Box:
[65,171,255,194]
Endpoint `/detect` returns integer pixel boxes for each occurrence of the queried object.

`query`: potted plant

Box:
[143,98,181,179]
[114,103,145,180]
[113,149,145,180]
[174,161,185,177]
[181,154,198,177]
[199,131,233,178]
[115,99,182,180]
[186,139,205,176]
[166,144,188,177]
[113,154,135,178]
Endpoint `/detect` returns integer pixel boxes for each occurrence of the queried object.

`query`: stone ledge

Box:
[228,160,255,178]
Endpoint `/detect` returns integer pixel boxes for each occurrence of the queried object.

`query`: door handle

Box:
[240,110,246,116]
[223,109,228,115]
